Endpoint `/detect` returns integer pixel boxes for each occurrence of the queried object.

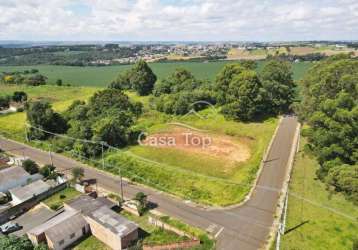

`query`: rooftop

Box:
[87,205,138,237]
[66,195,137,237]
[0,166,29,185]
[65,195,116,214]
[28,209,86,238]
[9,179,51,203]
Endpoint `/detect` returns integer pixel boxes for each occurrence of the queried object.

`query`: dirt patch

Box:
[141,127,251,163]
[32,97,59,102]
[290,47,317,55]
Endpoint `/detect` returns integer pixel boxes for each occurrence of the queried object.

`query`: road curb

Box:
[264,121,301,250]
[206,116,283,211]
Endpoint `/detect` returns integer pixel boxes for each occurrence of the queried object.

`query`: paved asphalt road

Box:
[0,116,299,250]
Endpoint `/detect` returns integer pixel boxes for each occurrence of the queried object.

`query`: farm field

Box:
[280,138,358,250]
[0,60,312,87]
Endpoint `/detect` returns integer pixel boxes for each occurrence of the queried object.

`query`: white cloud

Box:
[0,0,357,41]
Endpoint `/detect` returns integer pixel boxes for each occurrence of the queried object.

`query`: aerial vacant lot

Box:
[0,59,310,206]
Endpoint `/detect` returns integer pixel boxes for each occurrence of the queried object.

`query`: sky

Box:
[0,0,357,42]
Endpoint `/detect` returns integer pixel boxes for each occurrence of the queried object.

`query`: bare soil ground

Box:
[141,127,251,164]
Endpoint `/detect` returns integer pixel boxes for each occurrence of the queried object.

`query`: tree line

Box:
[297,54,358,203]
[1,69,47,86]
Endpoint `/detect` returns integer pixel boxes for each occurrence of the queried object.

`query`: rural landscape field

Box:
[0,60,283,206]
[0,60,312,87]
[0,1,357,250]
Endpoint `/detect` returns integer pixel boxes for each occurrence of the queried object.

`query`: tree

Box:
[326,165,358,203]
[12,91,27,103]
[109,70,131,90]
[129,60,157,96]
[260,60,296,114]
[0,96,10,110]
[26,101,68,140]
[0,235,34,250]
[299,58,358,120]
[134,192,147,215]
[93,114,133,147]
[24,74,47,86]
[64,89,142,157]
[56,79,62,86]
[22,159,39,174]
[214,63,246,105]
[39,164,57,179]
[221,70,266,121]
[71,167,84,183]
[87,89,142,118]
[299,57,358,202]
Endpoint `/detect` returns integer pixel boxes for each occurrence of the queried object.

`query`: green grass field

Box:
[280,138,358,250]
[0,84,278,206]
[0,85,99,139]
[0,61,312,87]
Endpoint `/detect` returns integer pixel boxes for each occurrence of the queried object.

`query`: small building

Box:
[84,205,138,250]
[28,195,138,250]
[0,166,42,193]
[27,209,89,250]
[9,180,51,205]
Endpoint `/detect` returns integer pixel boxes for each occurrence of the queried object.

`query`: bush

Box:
[22,159,39,174]
[50,204,60,210]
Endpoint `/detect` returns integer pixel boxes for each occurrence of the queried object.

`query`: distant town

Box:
[0,40,357,66]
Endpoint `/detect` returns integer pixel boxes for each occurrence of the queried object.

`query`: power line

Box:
[24,124,357,222]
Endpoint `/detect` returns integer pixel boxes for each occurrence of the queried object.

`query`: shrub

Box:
[22,159,39,174]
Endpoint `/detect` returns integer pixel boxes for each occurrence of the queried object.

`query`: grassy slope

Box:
[281,138,358,250]
[0,85,99,139]
[0,61,312,87]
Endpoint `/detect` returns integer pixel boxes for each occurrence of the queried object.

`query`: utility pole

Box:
[49,143,54,166]
[119,169,124,201]
[276,191,289,250]
[101,142,105,169]
[25,125,29,142]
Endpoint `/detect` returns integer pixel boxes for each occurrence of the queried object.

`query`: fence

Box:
[143,239,201,250]
[0,182,67,224]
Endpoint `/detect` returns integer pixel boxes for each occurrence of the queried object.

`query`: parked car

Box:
[0,222,21,234]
